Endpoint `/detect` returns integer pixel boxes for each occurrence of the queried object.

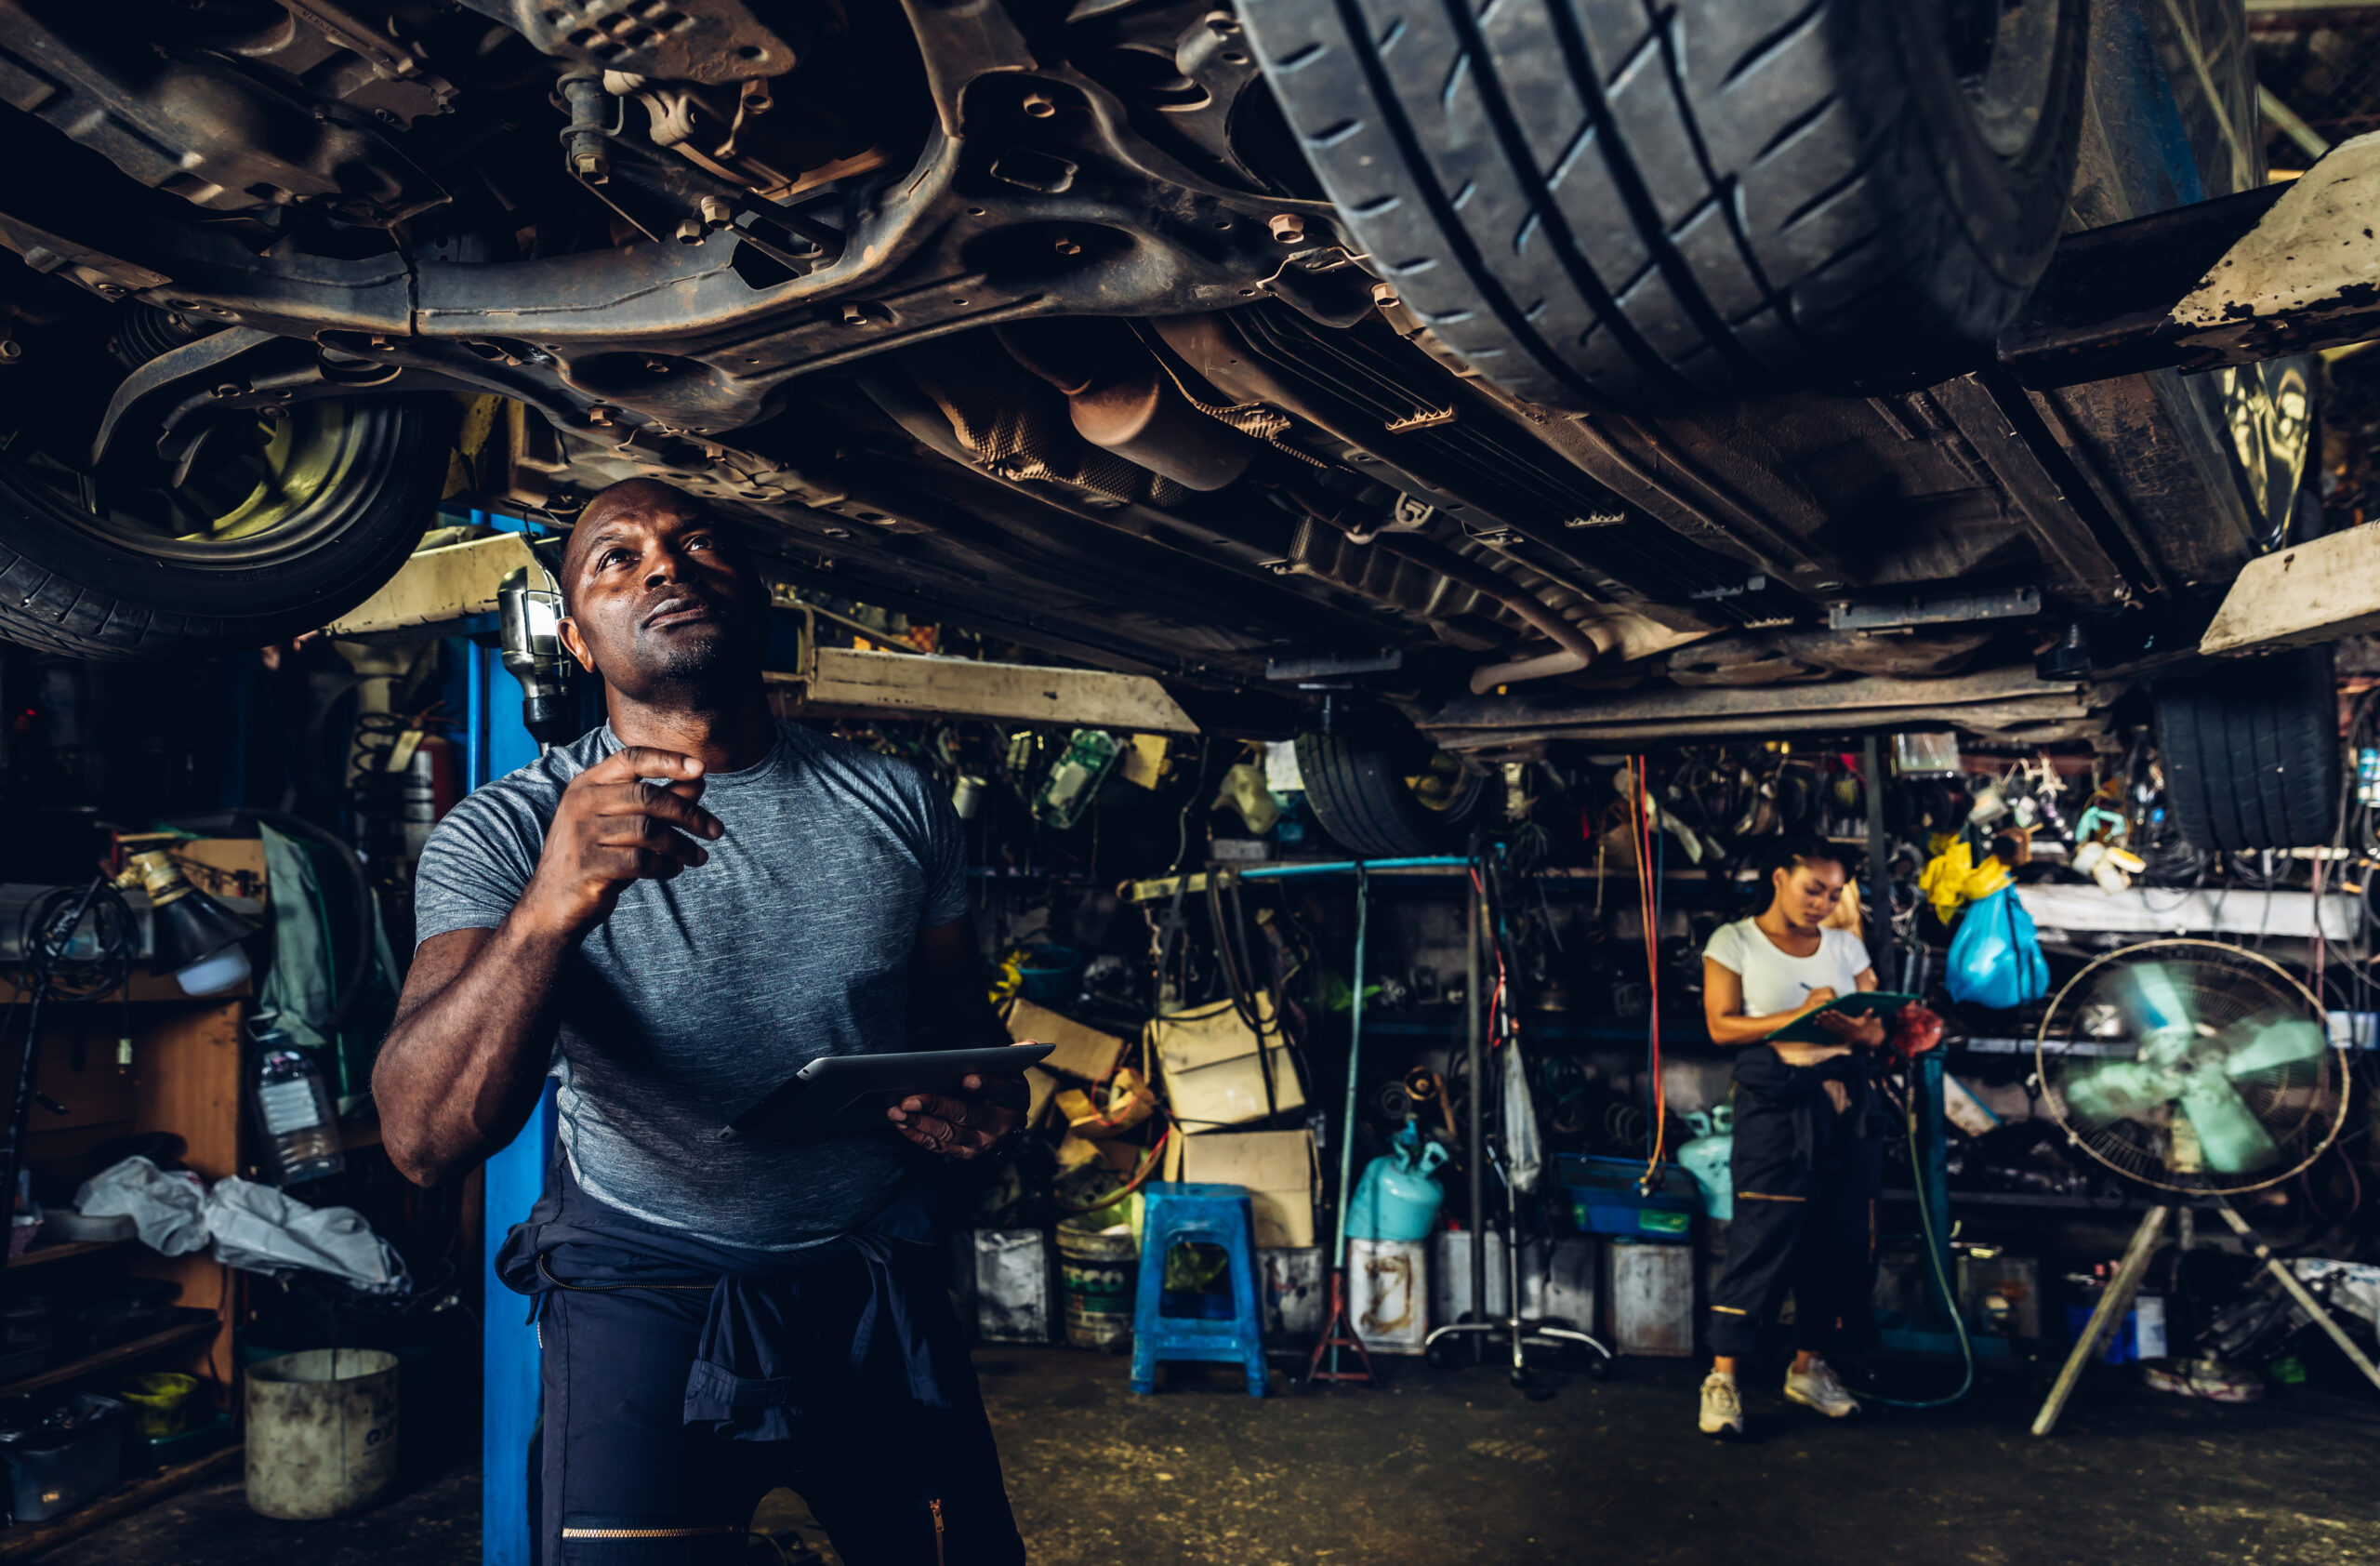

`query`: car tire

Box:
[1295,731,1491,857]
[0,394,452,660]
[1244,0,2089,410]
[2154,647,2340,853]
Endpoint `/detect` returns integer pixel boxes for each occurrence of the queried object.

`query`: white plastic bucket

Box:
[245,1347,401,1520]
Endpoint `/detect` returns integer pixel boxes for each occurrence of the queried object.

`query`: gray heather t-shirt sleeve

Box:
[412,755,571,948]
[916,775,967,928]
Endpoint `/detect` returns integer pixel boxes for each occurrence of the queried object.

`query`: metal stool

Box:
[1129,1182,1267,1398]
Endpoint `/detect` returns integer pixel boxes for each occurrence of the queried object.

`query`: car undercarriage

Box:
[0,0,2324,769]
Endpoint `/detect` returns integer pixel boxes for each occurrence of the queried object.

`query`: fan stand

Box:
[2030,1200,2380,1436]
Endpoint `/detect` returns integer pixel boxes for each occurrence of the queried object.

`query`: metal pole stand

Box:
[2033,1196,2380,1440]
[2032,1204,2168,1436]
[2212,1201,2380,1395]
[1421,1146,1613,1386]
[1308,865,1376,1387]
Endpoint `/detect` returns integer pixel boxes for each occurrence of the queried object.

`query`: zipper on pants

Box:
[930,1497,945,1566]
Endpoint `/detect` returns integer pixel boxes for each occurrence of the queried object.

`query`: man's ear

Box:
[558,617,598,676]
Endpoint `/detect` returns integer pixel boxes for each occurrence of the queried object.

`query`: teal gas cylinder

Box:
[1349,1127,1451,1241]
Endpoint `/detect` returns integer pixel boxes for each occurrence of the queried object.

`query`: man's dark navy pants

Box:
[536,1254,1024,1565]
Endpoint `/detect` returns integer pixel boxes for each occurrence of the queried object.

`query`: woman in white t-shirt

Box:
[1693,836,1886,1439]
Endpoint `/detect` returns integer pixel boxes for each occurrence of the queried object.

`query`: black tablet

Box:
[717,1042,1054,1143]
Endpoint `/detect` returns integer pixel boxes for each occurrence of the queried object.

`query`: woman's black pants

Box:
[1707,1081,1883,1360]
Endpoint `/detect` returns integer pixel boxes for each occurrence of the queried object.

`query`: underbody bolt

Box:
[643,357,671,375]
[1053,235,1082,257]
[698,194,732,230]
[1370,282,1399,308]
[561,74,611,185]
[675,218,706,244]
[588,405,618,426]
[1268,213,1306,245]
[1021,90,1056,118]
[0,339,20,363]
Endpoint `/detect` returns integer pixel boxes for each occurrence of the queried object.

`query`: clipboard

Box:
[1760,990,1919,1046]
[718,1042,1054,1143]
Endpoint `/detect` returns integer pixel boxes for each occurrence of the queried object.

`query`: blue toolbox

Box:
[1556,1154,1700,1242]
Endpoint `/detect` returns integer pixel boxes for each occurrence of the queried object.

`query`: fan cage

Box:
[2035,938,2350,1196]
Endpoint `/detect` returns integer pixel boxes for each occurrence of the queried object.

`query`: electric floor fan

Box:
[2030,938,2373,1433]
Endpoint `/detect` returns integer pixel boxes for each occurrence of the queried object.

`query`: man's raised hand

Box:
[519,747,723,938]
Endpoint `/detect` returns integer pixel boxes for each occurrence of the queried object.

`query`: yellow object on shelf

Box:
[116,1372,201,1439]
[1918,841,2011,923]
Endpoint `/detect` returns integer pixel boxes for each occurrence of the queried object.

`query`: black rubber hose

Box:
[163,809,374,1031]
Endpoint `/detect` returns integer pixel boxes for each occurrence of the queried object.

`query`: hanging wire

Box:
[1630,755,1668,1188]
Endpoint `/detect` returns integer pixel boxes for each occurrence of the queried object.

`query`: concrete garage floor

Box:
[38,1347,2380,1566]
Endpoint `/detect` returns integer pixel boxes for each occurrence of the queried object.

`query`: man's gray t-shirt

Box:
[412,720,968,1249]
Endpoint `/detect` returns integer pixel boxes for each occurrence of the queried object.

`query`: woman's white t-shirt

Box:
[1703,919,1871,1020]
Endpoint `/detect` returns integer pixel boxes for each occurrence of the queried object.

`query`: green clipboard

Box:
[1760,990,1920,1046]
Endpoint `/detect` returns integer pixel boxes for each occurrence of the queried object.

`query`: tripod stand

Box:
[2032,1198,2380,1436]
[1422,1138,1613,1384]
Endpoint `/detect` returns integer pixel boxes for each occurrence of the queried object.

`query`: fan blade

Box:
[2212,1017,2328,1078]
[2120,962,2201,1064]
[2064,1059,2180,1123]
[2177,1071,2281,1174]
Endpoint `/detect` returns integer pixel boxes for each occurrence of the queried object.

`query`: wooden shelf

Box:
[6,1240,130,1269]
[0,1444,242,1559]
[0,1318,220,1400]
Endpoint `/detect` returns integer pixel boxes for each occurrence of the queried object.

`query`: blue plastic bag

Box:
[1946,885,2049,1010]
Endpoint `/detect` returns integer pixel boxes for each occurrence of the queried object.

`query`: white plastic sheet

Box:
[205,1177,409,1295]
[1502,1038,1544,1196]
[73,1157,209,1256]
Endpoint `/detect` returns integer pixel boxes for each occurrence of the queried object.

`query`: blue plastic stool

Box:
[1129,1182,1267,1398]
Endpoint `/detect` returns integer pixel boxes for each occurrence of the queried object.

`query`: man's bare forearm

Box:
[374,914,577,1186]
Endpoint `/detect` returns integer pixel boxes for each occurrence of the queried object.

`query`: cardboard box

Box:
[1004,998,1129,1082]
[1162,1128,1318,1249]
[1005,999,1129,1134]
[1147,997,1304,1130]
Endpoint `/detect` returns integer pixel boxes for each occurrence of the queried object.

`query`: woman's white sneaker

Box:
[1783,1358,1860,1417]
[1699,1372,1744,1437]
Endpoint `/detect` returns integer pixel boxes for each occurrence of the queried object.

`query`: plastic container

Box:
[1348,1238,1428,1354]
[245,1348,400,1520]
[0,1392,126,1522]
[38,1211,138,1245]
[113,1374,200,1440]
[1,1297,51,1356]
[1555,1154,1699,1243]
[254,1050,345,1186]
[1015,946,1083,1004]
[140,1409,233,1473]
[1055,1221,1136,1352]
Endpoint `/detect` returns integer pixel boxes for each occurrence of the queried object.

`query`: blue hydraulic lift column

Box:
[441,508,561,1566]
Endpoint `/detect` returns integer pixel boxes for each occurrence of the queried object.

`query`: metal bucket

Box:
[245,1347,400,1520]
[1056,1221,1137,1351]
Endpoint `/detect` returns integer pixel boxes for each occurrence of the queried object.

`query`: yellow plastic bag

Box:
[1918,841,2011,923]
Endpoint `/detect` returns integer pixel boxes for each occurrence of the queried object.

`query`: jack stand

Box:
[1306,1266,1375,1386]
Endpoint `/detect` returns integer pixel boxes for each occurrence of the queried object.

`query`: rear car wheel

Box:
[2154,647,2340,853]
[1245,0,2089,409]
[0,392,451,659]
[1296,731,1491,857]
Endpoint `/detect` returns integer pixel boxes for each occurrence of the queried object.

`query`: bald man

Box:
[374,479,1028,1564]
